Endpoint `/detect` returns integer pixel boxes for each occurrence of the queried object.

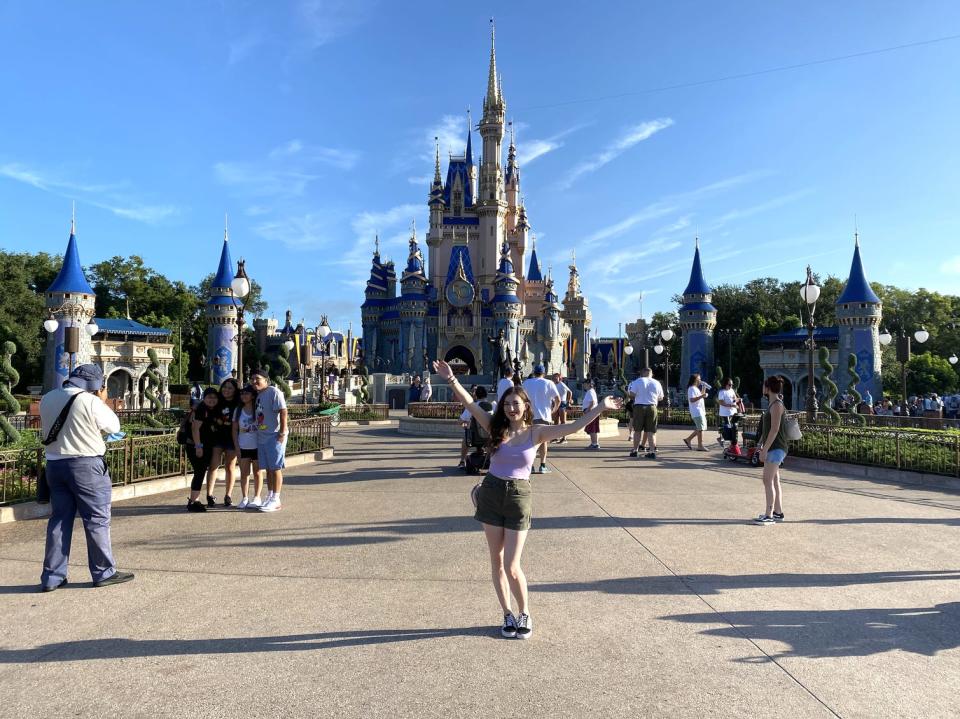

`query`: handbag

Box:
[783,413,803,441]
[36,393,82,504]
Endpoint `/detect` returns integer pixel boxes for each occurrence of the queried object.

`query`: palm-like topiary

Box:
[142,348,164,428]
[271,343,292,399]
[0,341,22,444]
[818,347,841,424]
[846,353,866,426]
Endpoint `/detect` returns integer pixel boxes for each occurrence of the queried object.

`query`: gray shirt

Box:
[255,385,287,434]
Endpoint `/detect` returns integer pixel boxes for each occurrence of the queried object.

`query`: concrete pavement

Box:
[1,424,959,718]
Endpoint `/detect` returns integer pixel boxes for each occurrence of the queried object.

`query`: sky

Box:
[1,1,959,336]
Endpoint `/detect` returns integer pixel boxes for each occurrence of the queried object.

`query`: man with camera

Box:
[38,364,134,592]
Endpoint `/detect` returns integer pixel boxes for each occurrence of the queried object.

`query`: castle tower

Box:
[206,230,240,384]
[43,217,97,391]
[492,239,522,372]
[399,227,429,373]
[361,236,390,371]
[476,21,507,288]
[679,239,717,387]
[541,271,563,374]
[561,250,592,379]
[835,233,883,400]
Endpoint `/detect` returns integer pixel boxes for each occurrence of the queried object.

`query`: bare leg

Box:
[772,467,783,514]
[238,458,251,498]
[482,523,511,613]
[222,450,237,500]
[761,462,777,515]
[589,431,598,445]
[632,429,643,452]
[253,462,263,499]
[695,429,705,449]
[274,469,284,495]
[645,430,657,451]
[207,447,223,498]
[503,529,530,615]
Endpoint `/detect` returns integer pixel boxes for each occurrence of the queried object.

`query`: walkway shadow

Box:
[285,467,452,486]
[0,626,494,663]
[532,570,960,596]
[662,601,960,659]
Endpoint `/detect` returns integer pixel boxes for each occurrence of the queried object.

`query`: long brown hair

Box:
[489,385,533,452]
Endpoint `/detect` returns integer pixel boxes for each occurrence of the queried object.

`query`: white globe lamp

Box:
[43,318,59,333]
[914,328,929,344]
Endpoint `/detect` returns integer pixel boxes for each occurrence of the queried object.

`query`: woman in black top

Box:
[207,378,240,507]
[187,388,220,512]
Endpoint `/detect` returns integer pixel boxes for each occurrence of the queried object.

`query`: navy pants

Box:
[41,456,117,587]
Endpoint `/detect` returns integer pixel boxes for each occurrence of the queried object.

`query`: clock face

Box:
[446,279,474,307]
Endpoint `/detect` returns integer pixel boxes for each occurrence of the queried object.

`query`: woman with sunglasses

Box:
[434,359,619,640]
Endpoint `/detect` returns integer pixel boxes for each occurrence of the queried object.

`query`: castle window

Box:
[453,190,463,215]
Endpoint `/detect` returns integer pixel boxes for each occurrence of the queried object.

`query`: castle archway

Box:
[444,345,476,375]
[107,369,132,403]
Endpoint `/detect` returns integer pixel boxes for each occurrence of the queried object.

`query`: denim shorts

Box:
[257,433,287,470]
[766,448,787,465]
[474,475,532,531]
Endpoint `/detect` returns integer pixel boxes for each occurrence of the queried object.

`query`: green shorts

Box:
[691,414,707,431]
[474,475,532,531]
[632,404,658,433]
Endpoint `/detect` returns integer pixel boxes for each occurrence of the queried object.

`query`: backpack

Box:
[176,410,194,445]
[469,400,494,447]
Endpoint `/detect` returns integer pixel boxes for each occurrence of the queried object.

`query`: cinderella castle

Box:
[361,25,591,379]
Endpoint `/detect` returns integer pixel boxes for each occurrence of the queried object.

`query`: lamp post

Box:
[800,265,821,423]
[716,328,742,381]
[653,328,675,408]
[43,301,99,373]
[314,316,332,403]
[879,326,928,415]
[231,259,251,383]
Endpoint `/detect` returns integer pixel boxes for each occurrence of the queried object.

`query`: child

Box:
[232,385,264,509]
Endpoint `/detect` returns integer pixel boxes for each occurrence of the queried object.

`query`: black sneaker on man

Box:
[638,445,646,452]
[629,450,638,458]
[94,571,135,588]
[515,612,533,640]
[501,613,518,638]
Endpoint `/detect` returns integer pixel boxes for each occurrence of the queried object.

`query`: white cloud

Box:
[228,31,265,65]
[105,203,179,223]
[560,118,673,189]
[584,202,677,246]
[253,213,333,249]
[516,124,583,166]
[215,141,357,197]
[297,0,373,48]
[585,240,683,278]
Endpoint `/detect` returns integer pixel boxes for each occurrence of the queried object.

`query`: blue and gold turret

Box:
[836,233,882,400]
[43,216,97,391]
[679,238,717,386]
[206,227,240,384]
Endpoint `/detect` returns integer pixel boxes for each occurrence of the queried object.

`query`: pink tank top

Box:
[488,429,538,480]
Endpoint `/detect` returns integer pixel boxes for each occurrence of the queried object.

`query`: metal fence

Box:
[286,403,390,421]
[9,408,183,432]
[0,416,332,506]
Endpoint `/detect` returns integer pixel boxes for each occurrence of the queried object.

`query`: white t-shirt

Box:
[581,388,598,411]
[234,407,259,450]
[627,377,663,406]
[687,385,706,418]
[496,377,515,401]
[461,400,497,423]
[555,382,572,404]
[522,376,561,422]
[717,388,738,417]
[40,387,121,461]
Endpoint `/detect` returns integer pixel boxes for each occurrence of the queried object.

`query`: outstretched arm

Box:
[533,396,621,445]
[432,360,492,433]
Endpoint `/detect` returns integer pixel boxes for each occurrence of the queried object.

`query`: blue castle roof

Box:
[527,247,543,282]
[47,231,94,295]
[836,241,881,305]
[445,246,476,284]
[94,318,171,337]
[212,239,234,289]
[682,244,711,296]
[443,159,474,208]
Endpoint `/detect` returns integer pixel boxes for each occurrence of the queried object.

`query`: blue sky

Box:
[1,1,958,335]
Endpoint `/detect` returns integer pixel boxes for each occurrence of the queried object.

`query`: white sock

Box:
[274,492,281,501]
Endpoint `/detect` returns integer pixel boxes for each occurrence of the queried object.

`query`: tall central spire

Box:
[485,18,499,110]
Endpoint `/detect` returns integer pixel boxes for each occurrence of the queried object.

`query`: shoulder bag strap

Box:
[42,393,83,446]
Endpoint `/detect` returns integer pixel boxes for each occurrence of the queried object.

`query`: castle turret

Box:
[561,250,591,379]
[477,20,507,288]
[679,239,717,387]
[44,217,97,391]
[836,233,883,400]
[399,226,430,373]
[492,239,522,371]
[206,229,240,384]
[362,237,389,370]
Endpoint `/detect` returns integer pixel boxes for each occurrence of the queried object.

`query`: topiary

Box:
[271,343,292,399]
[716,366,724,384]
[141,348,164,428]
[818,347,841,424]
[846,353,866,426]
[733,376,741,393]
[0,341,22,444]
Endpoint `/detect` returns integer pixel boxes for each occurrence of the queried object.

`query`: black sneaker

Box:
[206,495,217,508]
[629,450,639,458]
[754,514,775,525]
[501,613,518,638]
[772,512,785,522]
[187,500,207,512]
[645,452,657,459]
[40,578,68,593]
[223,495,233,507]
[94,571,135,588]
[516,612,533,640]
[638,446,646,453]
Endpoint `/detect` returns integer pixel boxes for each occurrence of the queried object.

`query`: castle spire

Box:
[47,213,94,295]
[433,137,442,185]
[682,238,710,297]
[485,18,499,111]
[212,233,235,291]
[465,110,473,165]
[837,233,880,304]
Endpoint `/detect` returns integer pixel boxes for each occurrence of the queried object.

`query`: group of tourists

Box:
[184,369,288,513]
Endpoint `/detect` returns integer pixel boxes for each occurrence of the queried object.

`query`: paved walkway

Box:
[2,425,959,718]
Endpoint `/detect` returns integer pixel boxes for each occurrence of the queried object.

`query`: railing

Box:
[408,402,464,419]
[0,416,332,506]
[286,403,390,421]
[9,409,182,432]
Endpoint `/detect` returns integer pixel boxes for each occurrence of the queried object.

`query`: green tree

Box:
[906,353,958,396]
[846,353,865,426]
[0,341,22,444]
[0,251,61,387]
[818,347,840,424]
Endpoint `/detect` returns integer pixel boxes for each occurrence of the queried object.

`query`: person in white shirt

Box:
[420,375,433,402]
[581,379,601,449]
[521,364,561,473]
[551,372,573,444]
[496,367,516,402]
[683,373,709,451]
[39,364,134,591]
[626,367,664,458]
[716,378,739,446]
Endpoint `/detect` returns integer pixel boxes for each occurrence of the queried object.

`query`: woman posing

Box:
[435,359,618,639]
[186,388,220,512]
[756,375,788,525]
[232,384,264,509]
[207,378,240,507]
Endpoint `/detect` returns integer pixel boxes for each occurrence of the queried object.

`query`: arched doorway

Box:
[107,369,132,409]
[444,345,476,375]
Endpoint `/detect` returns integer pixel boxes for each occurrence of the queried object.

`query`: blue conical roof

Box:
[465,125,473,165]
[682,245,711,296]
[837,241,880,304]
[47,231,94,294]
[527,247,543,282]
[212,239,234,289]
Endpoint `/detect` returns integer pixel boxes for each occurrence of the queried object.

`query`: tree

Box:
[818,347,840,424]
[846,353,865,426]
[0,251,61,388]
[0,341,22,444]
[906,353,958,396]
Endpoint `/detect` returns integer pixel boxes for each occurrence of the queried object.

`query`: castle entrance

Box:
[444,346,476,375]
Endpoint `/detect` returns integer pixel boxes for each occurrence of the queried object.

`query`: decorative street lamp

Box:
[653,328,675,408]
[314,316,332,403]
[231,259,251,383]
[800,265,821,422]
[950,353,958,366]
[716,328,743,381]
[43,300,99,373]
[879,325,928,415]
